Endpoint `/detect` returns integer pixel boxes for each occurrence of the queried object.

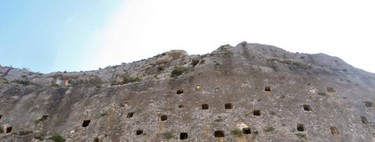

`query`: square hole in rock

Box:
[214,131,225,137]
[161,115,168,121]
[253,110,261,116]
[330,127,339,135]
[265,86,271,92]
[361,116,369,124]
[297,124,305,131]
[176,89,184,94]
[180,132,188,140]
[6,126,12,133]
[243,128,251,134]
[127,112,134,118]
[225,103,233,109]
[136,130,143,135]
[202,104,209,110]
[303,105,312,111]
[82,120,91,127]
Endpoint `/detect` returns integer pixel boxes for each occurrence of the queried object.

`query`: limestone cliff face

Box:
[0,42,374,142]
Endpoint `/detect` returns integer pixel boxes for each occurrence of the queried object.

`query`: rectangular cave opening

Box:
[225,103,233,109]
[330,126,339,135]
[202,104,209,110]
[127,112,134,118]
[161,115,168,121]
[180,132,188,140]
[243,128,251,134]
[253,110,261,116]
[6,126,12,133]
[136,129,143,135]
[265,86,271,92]
[303,105,312,111]
[0,114,2,119]
[361,116,369,124]
[214,130,225,137]
[176,89,184,94]
[297,124,305,131]
[82,120,91,127]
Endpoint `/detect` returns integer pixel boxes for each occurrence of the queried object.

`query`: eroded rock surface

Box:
[0,42,375,142]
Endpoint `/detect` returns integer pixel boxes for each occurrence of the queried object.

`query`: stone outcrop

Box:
[0,42,374,142]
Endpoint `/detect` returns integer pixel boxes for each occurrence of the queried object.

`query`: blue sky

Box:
[0,0,123,73]
[1,0,375,73]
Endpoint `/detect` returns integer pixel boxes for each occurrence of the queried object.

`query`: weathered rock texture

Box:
[1,42,375,142]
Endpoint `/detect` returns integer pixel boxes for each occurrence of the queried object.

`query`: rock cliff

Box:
[0,42,374,142]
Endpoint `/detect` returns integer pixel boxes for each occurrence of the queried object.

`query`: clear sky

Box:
[1,0,374,73]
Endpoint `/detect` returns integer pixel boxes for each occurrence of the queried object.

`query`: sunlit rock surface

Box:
[1,42,374,142]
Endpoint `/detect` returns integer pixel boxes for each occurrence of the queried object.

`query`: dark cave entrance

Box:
[225,103,233,109]
[253,110,261,116]
[202,104,209,110]
[82,120,91,127]
[180,132,188,140]
[161,115,168,121]
[214,131,225,137]
[297,124,305,131]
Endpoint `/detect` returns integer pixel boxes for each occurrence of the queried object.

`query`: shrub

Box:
[162,132,175,139]
[290,128,296,133]
[267,58,308,69]
[270,111,276,116]
[317,92,327,96]
[51,134,65,142]
[87,77,103,86]
[214,118,223,122]
[33,132,45,140]
[19,131,33,135]
[219,44,230,49]
[264,126,275,132]
[171,66,188,78]
[13,80,30,85]
[199,59,205,65]
[34,115,48,124]
[223,50,233,57]
[112,73,141,85]
[231,129,243,137]
[71,80,84,87]
[121,74,141,84]
[100,112,109,117]
[49,84,60,87]
[364,101,373,107]
[295,133,307,141]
